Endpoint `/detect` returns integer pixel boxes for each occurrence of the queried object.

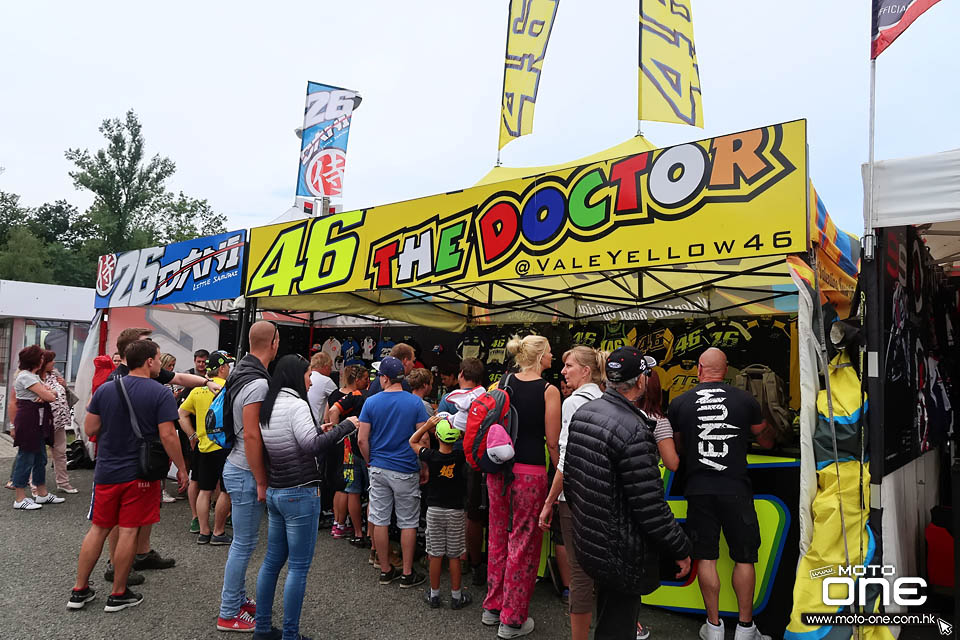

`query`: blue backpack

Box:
[205,389,232,449]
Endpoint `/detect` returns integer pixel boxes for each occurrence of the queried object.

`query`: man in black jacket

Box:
[564,346,691,640]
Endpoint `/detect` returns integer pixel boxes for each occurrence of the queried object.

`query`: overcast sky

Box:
[1,1,957,237]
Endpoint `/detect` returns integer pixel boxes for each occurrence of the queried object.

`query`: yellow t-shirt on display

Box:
[180,376,226,453]
[664,364,699,403]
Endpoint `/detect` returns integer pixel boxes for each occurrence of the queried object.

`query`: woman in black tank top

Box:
[482,335,561,634]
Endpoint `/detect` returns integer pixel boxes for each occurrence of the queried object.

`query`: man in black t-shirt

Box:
[667,348,774,640]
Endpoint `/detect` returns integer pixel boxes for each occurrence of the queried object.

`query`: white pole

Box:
[864,58,877,260]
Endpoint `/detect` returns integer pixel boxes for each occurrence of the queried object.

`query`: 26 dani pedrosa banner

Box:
[297,82,360,199]
[247,120,808,299]
[95,231,246,308]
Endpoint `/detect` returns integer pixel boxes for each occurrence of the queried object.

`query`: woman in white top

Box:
[539,345,605,640]
[9,345,62,510]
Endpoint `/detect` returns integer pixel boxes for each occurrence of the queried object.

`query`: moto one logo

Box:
[822,565,927,607]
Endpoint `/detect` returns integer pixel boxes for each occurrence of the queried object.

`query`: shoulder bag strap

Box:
[114,377,144,441]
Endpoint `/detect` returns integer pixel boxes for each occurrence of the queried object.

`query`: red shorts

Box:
[89,480,162,529]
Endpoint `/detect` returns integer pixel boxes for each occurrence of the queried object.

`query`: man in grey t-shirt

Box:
[216,321,278,633]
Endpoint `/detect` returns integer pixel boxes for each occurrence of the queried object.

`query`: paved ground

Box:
[0,459,712,640]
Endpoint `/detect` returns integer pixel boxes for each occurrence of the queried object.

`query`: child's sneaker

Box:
[103,588,143,612]
[188,517,200,534]
[379,567,401,585]
[424,590,443,608]
[498,617,535,639]
[636,622,651,639]
[217,610,256,632]
[330,523,348,539]
[399,571,426,589]
[451,591,473,610]
[68,586,96,609]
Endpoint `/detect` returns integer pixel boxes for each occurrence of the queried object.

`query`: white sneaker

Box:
[13,498,42,510]
[733,622,771,640]
[34,493,65,504]
[161,491,176,503]
[481,609,501,626]
[498,617,535,639]
[699,619,725,640]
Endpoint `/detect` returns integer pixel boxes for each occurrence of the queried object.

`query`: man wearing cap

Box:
[357,355,429,589]
[178,350,235,546]
[564,347,692,640]
[367,343,416,395]
[667,348,774,640]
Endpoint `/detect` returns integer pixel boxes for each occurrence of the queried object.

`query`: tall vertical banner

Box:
[498,0,560,150]
[297,82,360,199]
[871,0,941,58]
[639,0,703,128]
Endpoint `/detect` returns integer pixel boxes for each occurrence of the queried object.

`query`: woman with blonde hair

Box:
[538,345,605,640]
[482,334,561,638]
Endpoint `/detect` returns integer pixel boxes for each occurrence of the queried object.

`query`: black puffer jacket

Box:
[563,388,691,595]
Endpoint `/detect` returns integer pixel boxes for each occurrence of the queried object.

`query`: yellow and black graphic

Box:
[246,121,808,299]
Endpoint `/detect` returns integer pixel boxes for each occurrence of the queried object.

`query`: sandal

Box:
[4,481,14,490]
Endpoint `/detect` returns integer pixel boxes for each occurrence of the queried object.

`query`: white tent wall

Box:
[792,271,820,557]
[880,450,940,620]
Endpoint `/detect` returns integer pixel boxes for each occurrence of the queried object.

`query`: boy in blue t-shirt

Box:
[357,356,429,589]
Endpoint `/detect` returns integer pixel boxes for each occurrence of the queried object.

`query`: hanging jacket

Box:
[260,388,356,489]
[563,388,691,595]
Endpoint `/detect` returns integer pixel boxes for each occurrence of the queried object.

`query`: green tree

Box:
[0,191,28,246]
[0,227,53,283]
[148,191,226,245]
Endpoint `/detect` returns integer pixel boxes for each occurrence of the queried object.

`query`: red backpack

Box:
[464,374,519,474]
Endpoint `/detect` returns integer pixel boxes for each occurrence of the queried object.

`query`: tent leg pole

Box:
[238,299,257,359]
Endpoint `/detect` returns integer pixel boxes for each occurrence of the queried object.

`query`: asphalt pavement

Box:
[0,457,709,640]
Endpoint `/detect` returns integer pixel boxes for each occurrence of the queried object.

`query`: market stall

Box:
[242,119,861,637]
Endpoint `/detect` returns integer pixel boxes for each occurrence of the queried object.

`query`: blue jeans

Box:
[219,460,264,619]
[255,486,322,639]
[11,447,46,488]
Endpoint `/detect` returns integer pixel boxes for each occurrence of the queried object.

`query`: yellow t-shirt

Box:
[664,364,699,403]
[180,377,226,453]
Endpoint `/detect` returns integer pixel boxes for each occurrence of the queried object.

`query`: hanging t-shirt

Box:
[376,338,395,361]
[487,334,510,365]
[322,338,342,364]
[667,382,761,496]
[570,325,599,348]
[664,362,699,403]
[341,338,362,366]
[636,327,675,364]
[458,334,486,361]
[599,322,636,352]
[361,337,377,361]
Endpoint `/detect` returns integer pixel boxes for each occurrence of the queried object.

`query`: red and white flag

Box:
[872,0,941,58]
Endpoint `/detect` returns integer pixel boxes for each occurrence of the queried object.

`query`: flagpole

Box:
[864,57,877,261]
[496,0,512,167]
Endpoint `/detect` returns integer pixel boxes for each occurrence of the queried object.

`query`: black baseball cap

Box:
[605,347,653,382]
[206,350,235,371]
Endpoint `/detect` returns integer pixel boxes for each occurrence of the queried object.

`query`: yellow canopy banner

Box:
[499,0,560,150]
[246,120,809,300]
[639,0,704,127]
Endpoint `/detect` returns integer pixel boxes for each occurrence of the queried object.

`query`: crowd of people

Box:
[1,319,777,639]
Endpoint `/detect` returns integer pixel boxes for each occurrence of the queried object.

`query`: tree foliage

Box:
[0,110,228,287]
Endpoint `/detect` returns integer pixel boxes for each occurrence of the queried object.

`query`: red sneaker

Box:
[216,610,255,632]
[331,524,348,539]
[240,597,256,616]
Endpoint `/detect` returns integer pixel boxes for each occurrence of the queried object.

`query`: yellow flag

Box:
[639,0,703,127]
[499,0,560,150]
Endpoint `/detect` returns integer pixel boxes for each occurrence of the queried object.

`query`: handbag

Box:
[65,386,80,408]
[115,377,169,481]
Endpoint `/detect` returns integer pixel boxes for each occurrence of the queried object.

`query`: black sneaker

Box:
[425,589,443,608]
[103,588,143,612]
[399,571,426,589]
[379,567,400,585]
[349,536,371,548]
[133,549,175,570]
[451,591,474,610]
[68,586,96,609]
[252,627,283,640]
[472,563,487,587]
[103,564,145,586]
[197,533,211,545]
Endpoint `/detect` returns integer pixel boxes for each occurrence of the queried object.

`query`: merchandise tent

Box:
[242,119,861,637]
[79,119,862,637]
[860,148,960,638]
